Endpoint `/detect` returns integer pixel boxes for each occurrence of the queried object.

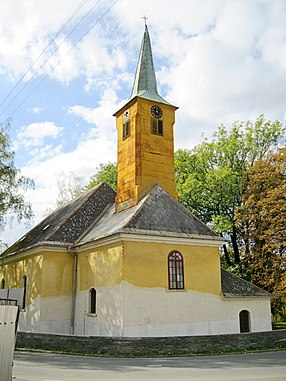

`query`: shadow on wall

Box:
[0,255,43,332]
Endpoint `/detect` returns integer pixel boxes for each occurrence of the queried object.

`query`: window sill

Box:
[165,289,186,293]
[86,313,97,317]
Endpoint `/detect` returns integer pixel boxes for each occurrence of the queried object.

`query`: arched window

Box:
[168,251,184,290]
[239,310,251,333]
[89,288,96,314]
[22,275,27,310]
[1,278,5,289]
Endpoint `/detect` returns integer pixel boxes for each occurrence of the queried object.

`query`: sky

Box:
[1,0,286,247]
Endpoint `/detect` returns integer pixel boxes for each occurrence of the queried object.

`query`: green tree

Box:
[0,120,34,231]
[236,147,286,318]
[86,162,117,191]
[175,115,285,265]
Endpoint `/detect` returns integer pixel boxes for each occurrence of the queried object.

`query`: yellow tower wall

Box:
[115,97,177,211]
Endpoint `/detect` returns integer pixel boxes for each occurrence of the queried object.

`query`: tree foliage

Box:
[0,120,34,230]
[175,115,285,265]
[86,162,117,191]
[236,147,286,318]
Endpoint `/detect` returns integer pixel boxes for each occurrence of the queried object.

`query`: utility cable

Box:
[0,0,90,111]
[7,0,119,120]
[1,0,103,117]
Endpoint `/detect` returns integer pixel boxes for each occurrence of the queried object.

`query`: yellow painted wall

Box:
[122,241,221,295]
[0,253,43,305]
[41,252,73,298]
[0,250,74,303]
[115,97,177,211]
[77,243,123,291]
[0,240,221,307]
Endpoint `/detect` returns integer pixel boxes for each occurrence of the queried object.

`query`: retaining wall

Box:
[16,330,286,356]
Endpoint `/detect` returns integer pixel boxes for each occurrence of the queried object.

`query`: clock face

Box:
[151,105,163,119]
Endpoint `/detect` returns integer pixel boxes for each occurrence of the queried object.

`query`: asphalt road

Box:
[13,350,286,381]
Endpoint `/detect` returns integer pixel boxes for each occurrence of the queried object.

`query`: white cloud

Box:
[1,0,286,247]
[68,88,119,140]
[1,89,118,245]
[17,121,63,147]
[29,144,63,163]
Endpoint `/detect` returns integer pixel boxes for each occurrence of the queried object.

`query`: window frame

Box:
[151,117,163,136]
[168,251,185,290]
[122,120,130,140]
[89,288,97,315]
[22,275,27,310]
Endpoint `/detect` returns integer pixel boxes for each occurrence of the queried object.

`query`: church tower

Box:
[114,25,178,212]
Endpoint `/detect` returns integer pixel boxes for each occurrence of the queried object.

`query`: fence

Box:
[0,288,23,381]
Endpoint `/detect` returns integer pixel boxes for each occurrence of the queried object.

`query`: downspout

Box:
[68,246,78,335]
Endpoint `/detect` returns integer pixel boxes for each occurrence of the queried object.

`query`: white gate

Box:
[0,289,23,381]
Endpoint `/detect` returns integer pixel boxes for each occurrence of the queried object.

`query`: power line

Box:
[1,0,104,118]
[0,0,90,111]
[7,0,119,120]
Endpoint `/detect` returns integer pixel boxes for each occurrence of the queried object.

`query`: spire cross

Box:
[142,15,148,25]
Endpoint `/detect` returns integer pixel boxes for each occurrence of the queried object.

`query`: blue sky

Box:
[1,0,286,246]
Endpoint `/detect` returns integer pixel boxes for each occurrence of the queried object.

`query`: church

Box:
[0,25,272,337]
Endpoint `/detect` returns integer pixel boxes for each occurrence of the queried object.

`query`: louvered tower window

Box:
[151,118,163,135]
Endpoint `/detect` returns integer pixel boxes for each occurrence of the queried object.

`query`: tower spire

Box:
[129,25,171,105]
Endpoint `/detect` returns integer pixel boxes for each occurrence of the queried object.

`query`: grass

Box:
[272,322,286,330]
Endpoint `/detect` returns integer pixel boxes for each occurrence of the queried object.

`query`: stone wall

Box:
[16,330,286,357]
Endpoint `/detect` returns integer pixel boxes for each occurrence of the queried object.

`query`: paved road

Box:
[13,350,286,381]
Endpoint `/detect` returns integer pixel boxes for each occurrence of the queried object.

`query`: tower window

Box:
[168,251,184,290]
[122,121,130,140]
[1,278,5,289]
[89,288,97,314]
[151,118,163,136]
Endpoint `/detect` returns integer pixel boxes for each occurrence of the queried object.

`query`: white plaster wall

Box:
[74,286,123,336]
[19,295,72,334]
[40,295,72,334]
[121,282,272,337]
[38,319,71,334]
[18,295,41,332]
[17,282,272,337]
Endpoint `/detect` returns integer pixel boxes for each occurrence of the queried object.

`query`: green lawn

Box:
[272,322,286,330]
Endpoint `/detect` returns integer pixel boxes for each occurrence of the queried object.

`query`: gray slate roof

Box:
[3,184,219,256]
[221,269,272,298]
[78,185,221,244]
[3,183,116,256]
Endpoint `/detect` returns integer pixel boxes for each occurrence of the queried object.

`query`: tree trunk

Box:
[231,227,240,263]
[222,243,232,266]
